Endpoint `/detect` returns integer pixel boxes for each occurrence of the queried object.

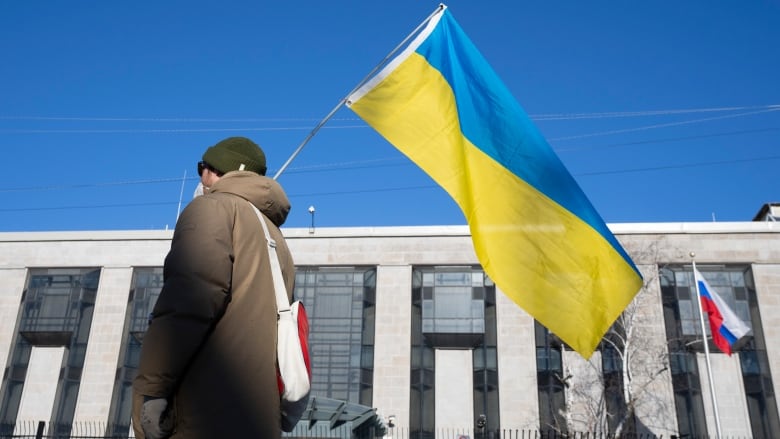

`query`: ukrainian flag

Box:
[346,5,642,357]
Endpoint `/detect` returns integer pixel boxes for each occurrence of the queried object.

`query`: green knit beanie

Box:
[202,137,267,176]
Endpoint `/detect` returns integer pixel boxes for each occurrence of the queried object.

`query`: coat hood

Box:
[207,171,291,226]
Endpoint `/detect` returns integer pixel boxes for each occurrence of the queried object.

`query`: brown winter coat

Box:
[132,171,295,439]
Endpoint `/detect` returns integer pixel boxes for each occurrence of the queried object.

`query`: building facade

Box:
[0,218,779,438]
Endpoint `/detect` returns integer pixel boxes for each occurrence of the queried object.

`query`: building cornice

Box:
[0,220,776,243]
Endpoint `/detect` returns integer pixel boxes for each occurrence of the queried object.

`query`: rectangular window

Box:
[411,266,498,437]
[105,267,163,437]
[294,267,376,406]
[418,267,487,348]
[535,321,567,435]
[0,268,100,437]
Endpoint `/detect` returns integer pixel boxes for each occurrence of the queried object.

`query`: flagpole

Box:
[690,254,723,439]
[175,169,187,223]
[272,4,447,180]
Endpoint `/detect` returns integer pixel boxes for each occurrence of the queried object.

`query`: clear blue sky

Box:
[1,1,779,232]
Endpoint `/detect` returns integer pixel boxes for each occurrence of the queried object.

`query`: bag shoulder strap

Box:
[249,202,291,314]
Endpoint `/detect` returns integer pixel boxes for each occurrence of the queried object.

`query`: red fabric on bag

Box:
[296,304,312,379]
[277,301,311,394]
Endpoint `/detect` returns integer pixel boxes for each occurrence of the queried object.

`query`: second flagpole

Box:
[690,253,723,439]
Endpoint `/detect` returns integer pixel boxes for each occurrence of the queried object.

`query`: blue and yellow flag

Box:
[346,5,642,357]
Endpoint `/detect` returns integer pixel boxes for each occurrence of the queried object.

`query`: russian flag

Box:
[694,268,751,355]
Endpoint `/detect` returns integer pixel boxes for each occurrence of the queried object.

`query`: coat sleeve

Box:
[133,196,234,398]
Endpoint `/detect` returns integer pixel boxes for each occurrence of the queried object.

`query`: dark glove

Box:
[140,397,173,439]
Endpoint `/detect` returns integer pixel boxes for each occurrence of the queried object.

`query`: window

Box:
[105,267,163,437]
[0,268,100,437]
[473,275,499,434]
[419,267,487,348]
[535,322,568,435]
[411,267,498,437]
[294,267,376,405]
[601,342,627,433]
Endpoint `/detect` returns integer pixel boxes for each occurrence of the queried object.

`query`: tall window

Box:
[738,271,780,438]
[601,340,627,434]
[410,268,435,439]
[411,267,498,438]
[535,322,567,435]
[660,265,780,439]
[0,268,100,437]
[472,275,499,435]
[106,267,163,437]
[293,267,376,405]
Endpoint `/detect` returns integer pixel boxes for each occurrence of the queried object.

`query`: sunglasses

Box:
[197,161,211,176]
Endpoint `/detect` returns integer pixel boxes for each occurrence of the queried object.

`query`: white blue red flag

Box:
[694,268,751,355]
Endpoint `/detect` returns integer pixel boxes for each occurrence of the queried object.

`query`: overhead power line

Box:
[549,107,780,142]
[2,104,778,217]
[531,104,780,121]
[1,104,777,134]
[0,158,409,193]
[0,116,364,122]
[0,177,187,193]
[579,155,780,176]
[0,201,177,213]
[2,122,778,194]
[0,125,368,134]
[554,127,780,153]
[4,155,780,214]
[2,104,776,121]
